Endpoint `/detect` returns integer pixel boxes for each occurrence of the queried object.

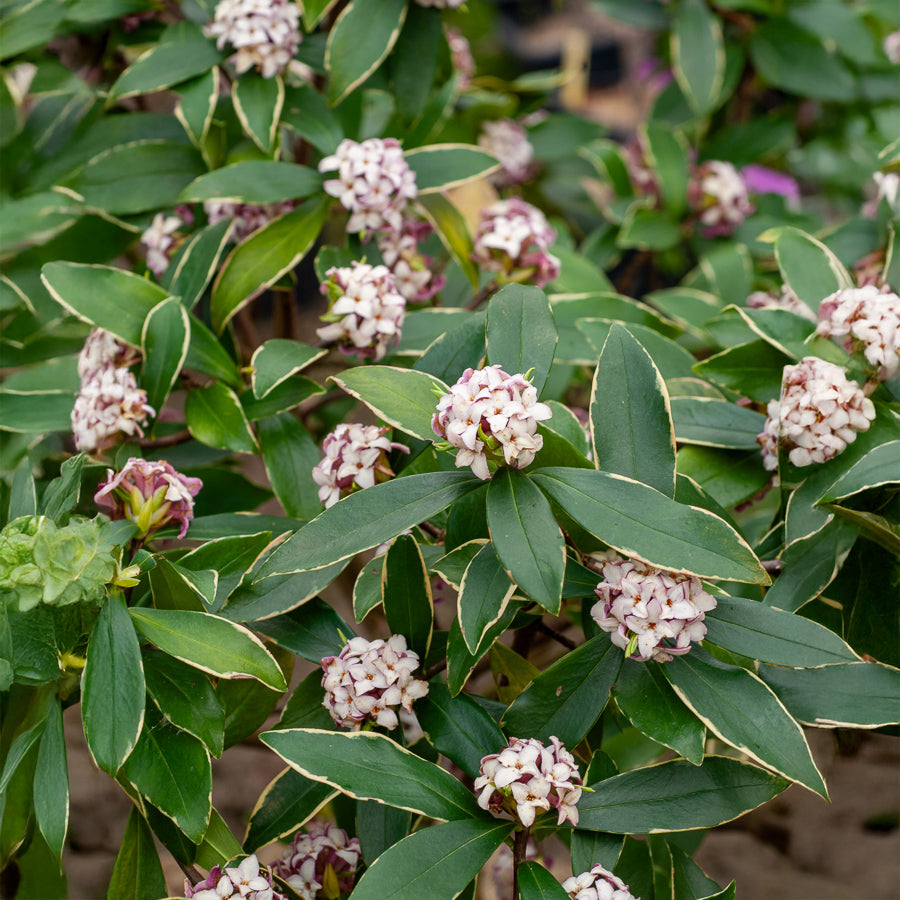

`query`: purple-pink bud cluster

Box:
[689,160,755,237]
[185,854,283,900]
[273,820,361,900]
[563,863,638,900]
[204,199,294,244]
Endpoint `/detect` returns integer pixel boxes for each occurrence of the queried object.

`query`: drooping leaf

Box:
[251,340,326,399]
[771,226,853,312]
[671,0,725,115]
[260,728,481,821]
[232,72,284,153]
[416,192,478,287]
[141,296,190,416]
[106,806,168,900]
[518,862,569,900]
[185,382,258,454]
[257,413,322,521]
[33,697,68,862]
[457,541,516,654]
[356,799,411,868]
[383,534,433,658]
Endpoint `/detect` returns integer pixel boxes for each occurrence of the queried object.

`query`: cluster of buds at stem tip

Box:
[316,262,407,362]
[757,356,876,471]
[140,211,186,278]
[445,26,475,88]
[431,365,553,480]
[204,199,294,244]
[590,552,717,663]
[471,197,561,288]
[273,820,361,900]
[563,863,639,900]
[311,423,408,509]
[478,118,538,187]
[688,160,755,238]
[204,0,301,79]
[319,137,417,237]
[816,284,900,382]
[745,284,816,323]
[71,328,153,454]
[94,458,203,540]
[475,736,583,828]
[321,634,429,730]
[184,854,284,900]
[377,216,446,302]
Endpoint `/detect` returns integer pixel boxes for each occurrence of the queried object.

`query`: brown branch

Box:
[512,827,530,900]
[418,520,445,542]
[464,280,499,311]
[536,621,577,651]
[135,428,192,449]
[425,659,447,680]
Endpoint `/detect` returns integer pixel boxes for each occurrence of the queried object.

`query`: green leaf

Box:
[758,661,900,728]
[129,608,287,690]
[0,0,67,61]
[110,21,223,99]
[416,192,478,288]
[486,468,566,614]
[82,594,145,775]
[0,389,74,434]
[122,711,212,843]
[33,697,68,862]
[149,556,207,613]
[664,649,827,796]
[669,397,766,450]
[590,324,676,496]
[390,4,442,122]
[356,799,411,867]
[260,728,481,821]
[244,767,336,852]
[617,207,682,251]
[240,375,322,420]
[532,468,768,584]
[571,832,624,879]
[253,472,480,578]
[195,808,243,871]
[144,649,225,758]
[211,197,328,333]
[9,460,37,519]
[233,73,284,153]
[176,67,220,150]
[282,82,343,156]
[162,218,233,310]
[578,756,788,833]
[218,678,283,751]
[184,315,242,387]
[220,561,348,622]
[330,366,448,443]
[675,446,772,509]
[326,0,407,105]
[643,123,690,216]
[185,382,258,453]
[416,681,506,780]
[141,297,189,416]
[706,595,859,667]
[671,0,725,115]
[41,261,168,345]
[771,226,854,311]
[457,542,516,654]
[253,596,353,662]
[181,161,323,206]
[251,339,325,399]
[405,144,500,194]
[819,442,900,500]
[383,534,433,658]
[613,662,706,765]
[106,807,168,900]
[257,413,322,521]
[518,862,569,900]
[348,819,512,900]
[413,312,487,385]
[353,558,385,621]
[501,635,622,747]
[41,453,86,520]
[692,341,789,404]
[485,284,557,397]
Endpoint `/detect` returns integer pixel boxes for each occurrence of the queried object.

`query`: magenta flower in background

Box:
[95,457,203,539]
[741,164,801,205]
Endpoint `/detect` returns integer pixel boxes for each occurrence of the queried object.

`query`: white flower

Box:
[562,863,638,900]
[140,212,183,278]
[432,365,553,479]
[590,553,717,663]
[478,118,537,187]
[689,160,754,237]
[415,0,465,7]
[471,197,560,287]
[319,138,417,237]
[274,822,362,900]
[758,356,877,469]
[474,736,583,828]
[817,284,900,381]
[445,26,475,88]
[72,365,154,454]
[204,198,293,243]
[376,217,445,301]
[311,423,408,508]
[321,634,429,730]
[77,328,138,381]
[745,285,816,322]
[884,30,900,64]
[185,856,284,900]
[204,0,301,78]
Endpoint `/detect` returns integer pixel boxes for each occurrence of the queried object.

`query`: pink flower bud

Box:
[274,820,361,898]
[562,863,638,900]
[689,160,755,237]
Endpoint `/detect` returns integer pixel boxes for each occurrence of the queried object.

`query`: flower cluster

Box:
[431,365,553,480]
[72,329,153,454]
[311,423,408,509]
[204,0,300,79]
[757,356,877,470]
[478,118,537,186]
[445,27,475,88]
[316,262,406,361]
[689,160,755,237]
[590,553,717,663]
[185,855,283,900]
[377,217,445,301]
[319,138,417,236]
[415,0,465,7]
[141,212,183,278]
[273,820,361,900]
[745,285,816,322]
[816,284,900,381]
[321,634,429,730]
[471,198,560,288]
[623,137,661,202]
[94,457,203,540]
[563,863,638,900]
[205,199,294,244]
[474,736,583,828]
